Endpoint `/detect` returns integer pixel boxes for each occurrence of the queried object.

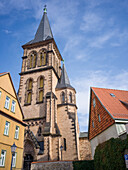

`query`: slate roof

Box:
[24,9,53,45]
[79,132,88,138]
[56,64,74,89]
[92,87,128,120]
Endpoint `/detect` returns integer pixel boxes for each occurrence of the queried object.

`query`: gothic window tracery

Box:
[39,50,47,66]
[28,52,37,69]
[25,78,33,104]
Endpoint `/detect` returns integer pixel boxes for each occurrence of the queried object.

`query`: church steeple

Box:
[56,63,74,89]
[25,5,53,45]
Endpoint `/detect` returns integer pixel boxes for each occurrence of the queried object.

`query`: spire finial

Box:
[44,5,47,13]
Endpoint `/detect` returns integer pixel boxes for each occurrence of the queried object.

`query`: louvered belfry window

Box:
[61,92,65,104]
[39,50,47,66]
[29,52,37,68]
[26,79,33,104]
[38,77,44,102]
[43,52,46,65]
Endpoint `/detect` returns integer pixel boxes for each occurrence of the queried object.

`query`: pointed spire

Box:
[25,6,53,45]
[56,64,74,89]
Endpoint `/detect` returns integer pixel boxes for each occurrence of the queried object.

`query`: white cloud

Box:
[80,13,104,32]
[3,29,12,34]
[71,70,128,131]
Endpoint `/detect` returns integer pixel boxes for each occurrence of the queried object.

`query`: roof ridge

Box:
[91,87,128,92]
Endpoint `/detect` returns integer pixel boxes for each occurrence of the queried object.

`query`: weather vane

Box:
[44,5,47,13]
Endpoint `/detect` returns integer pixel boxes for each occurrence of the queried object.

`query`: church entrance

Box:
[23,154,33,170]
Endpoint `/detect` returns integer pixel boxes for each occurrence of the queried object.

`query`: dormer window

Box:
[110,93,115,97]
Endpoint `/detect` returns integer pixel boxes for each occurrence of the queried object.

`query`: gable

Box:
[0,73,23,121]
[88,90,115,140]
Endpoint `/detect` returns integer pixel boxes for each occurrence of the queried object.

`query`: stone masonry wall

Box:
[31,161,73,170]
[79,137,92,160]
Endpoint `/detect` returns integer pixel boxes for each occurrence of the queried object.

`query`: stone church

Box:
[18,7,80,168]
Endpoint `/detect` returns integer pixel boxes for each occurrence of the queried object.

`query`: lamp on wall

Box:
[10,143,17,170]
[60,145,63,161]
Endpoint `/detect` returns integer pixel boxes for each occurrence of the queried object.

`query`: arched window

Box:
[39,50,47,66]
[26,79,33,104]
[37,76,44,103]
[61,92,65,104]
[69,92,72,103]
[29,52,37,69]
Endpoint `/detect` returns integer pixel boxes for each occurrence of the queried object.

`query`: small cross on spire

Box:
[44,5,47,13]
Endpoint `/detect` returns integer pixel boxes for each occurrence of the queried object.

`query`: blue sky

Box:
[1,0,128,132]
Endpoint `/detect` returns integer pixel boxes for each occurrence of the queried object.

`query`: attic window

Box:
[93,98,96,108]
[110,93,115,97]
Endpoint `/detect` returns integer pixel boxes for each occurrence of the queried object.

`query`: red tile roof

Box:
[92,87,128,120]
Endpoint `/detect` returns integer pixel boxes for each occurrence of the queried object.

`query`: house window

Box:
[14,126,19,139]
[93,98,96,108]
[11,100,16,113]
[12,152,17,167]
[61,92,65,104]
[5,96,10,109]
[0,150,6,167]
[64,138,66,151]
[25,79,33,104]
[98,114,101,122]
[69,92,72,103]
[4,121,10,136]
[92,120,94,128]
[37,77,44,103]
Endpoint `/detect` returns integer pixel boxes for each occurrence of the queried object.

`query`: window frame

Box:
[93,98,96,108]
[12,152,17,168]
[14,126,19,139]
[0,150,6,167]
[61,92,65,104]
[92,120,94,128]
[4,121,10,136]
[98,114,101,122]
[0,91,1,99]
[69,92,72,103]
[11,100,16,113]
[4,96,10,110]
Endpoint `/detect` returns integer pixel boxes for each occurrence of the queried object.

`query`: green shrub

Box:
[94,136,128,170]
[73,160,94,170]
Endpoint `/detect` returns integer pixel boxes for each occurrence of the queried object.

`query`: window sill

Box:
[14,137,19,140]
[4,107,9,110]
[36,101,43,104]
[24,103,31,106]
[3,134,9,137]
[11,110,15,114]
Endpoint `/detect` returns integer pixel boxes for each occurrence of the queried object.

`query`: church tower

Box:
[18,6,80,167]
